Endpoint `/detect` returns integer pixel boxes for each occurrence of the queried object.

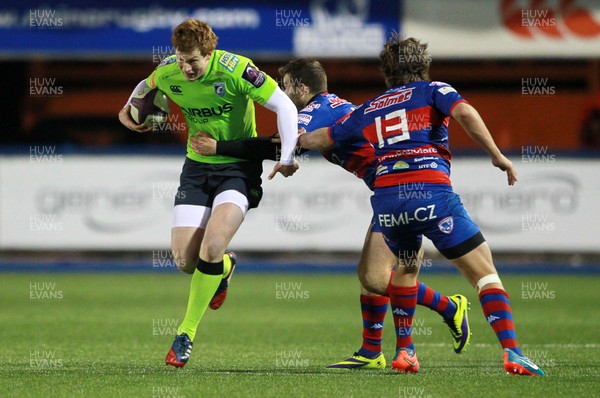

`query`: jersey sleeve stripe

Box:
[326,127,335,146]
[449,99,469,115]
[335,111,354,124]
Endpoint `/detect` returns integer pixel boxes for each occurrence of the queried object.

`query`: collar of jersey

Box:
[305,91,328,106]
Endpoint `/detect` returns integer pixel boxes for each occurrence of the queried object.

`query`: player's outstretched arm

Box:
[190,133,281,160]
[268,160,300,180]
[297,127,335,151]
[263,87,299,179]
[451,102,517,186]
[118,80,152,133]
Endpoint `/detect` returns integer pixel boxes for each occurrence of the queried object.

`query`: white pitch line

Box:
[418,343,600,348]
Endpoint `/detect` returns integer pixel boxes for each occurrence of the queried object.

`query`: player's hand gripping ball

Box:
[129,86,170,127]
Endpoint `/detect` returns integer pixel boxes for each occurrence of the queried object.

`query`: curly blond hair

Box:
[171,19,218,55]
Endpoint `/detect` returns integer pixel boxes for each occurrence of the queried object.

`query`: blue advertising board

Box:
[0,0,400,59]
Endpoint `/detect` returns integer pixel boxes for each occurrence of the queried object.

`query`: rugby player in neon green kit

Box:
[119,18,299,368]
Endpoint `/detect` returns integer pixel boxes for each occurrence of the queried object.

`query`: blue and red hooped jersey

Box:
[300,92,377,189]
[328,81,467,190]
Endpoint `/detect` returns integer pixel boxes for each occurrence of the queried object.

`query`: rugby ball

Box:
[129,86,170,127]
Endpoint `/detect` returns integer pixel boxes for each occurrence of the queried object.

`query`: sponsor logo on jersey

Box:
[437,86,457,95]
[302,102,321,112]
[328,96,348,108]
[379,147,440,163]
[399,147,439,156]
[217,52,240,72]
[376,165,388,176]
[214,82,226,97]
[182,104,233,117]
[418,162,438,169]
[414,156,436,162]
[297,113,313,125]
[393,161,409,170]
[242,63,266,88]
[438,216,453,234]
[364,88,414,114]
[169,85,183,94]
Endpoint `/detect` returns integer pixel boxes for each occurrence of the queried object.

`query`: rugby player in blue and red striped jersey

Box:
[192,58,471,370]
[299,36,544,376]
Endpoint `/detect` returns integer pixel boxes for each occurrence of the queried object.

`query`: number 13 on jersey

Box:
[374,109,410,148]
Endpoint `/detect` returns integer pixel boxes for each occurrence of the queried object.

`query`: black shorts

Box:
[174,157,263,209]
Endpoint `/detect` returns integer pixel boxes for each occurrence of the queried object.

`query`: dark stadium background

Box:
[2,58,599,151]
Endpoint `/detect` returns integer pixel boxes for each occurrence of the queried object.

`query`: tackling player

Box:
[192,58,471,370]
[118,19,299,368]
[299,36,544,376]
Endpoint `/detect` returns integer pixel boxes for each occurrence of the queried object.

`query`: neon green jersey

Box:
[146,50,278,164]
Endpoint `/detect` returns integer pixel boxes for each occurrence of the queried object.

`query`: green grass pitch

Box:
[1,272,599,397]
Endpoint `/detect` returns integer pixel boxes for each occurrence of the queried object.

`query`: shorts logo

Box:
[438,216,454,234]
[250,188,262,198]
[214,82,226,97]
[242,63,266,88]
